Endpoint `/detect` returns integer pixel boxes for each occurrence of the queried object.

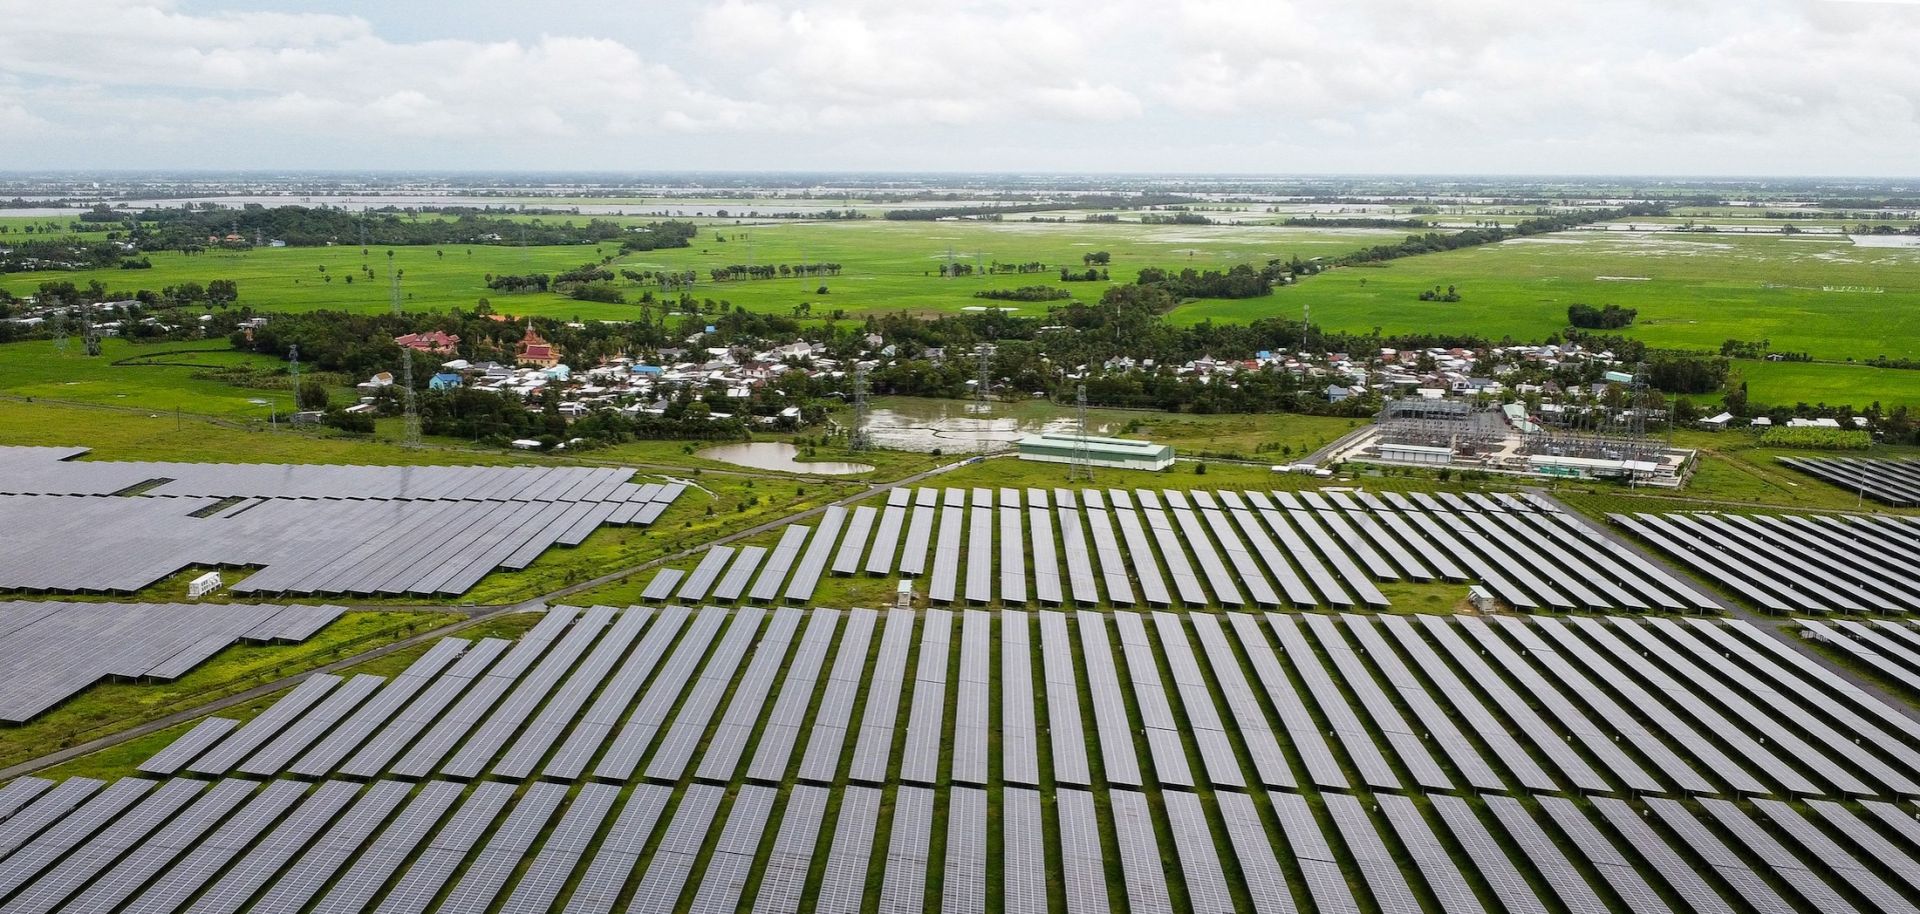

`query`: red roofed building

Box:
[393,330,462,355]
[517,323,560,368]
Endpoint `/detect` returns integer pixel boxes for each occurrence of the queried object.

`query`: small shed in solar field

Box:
[1015,434,1174,471]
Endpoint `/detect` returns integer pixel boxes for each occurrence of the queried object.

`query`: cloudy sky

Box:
[2,0,1917,175]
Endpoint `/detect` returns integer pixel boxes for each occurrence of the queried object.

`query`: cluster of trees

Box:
[1567,303,1635,329]
[1719,339,1810,361]
[973,286,1070,302]
[140,205,649,248]
[707,263,842,281]
[988,261,1051,274]
[1418,285,1463,302]
[1082,251,1112,266]
[418,387,748,447]
[1335,204,1668,266]
[1139,212,1213,225]
[1136,264,1273,299]
[485,273,550,293]
[1283,217,1428,228]
[618,220,699,252]
[1643,351,1729,394]
[1059,268,1109,282]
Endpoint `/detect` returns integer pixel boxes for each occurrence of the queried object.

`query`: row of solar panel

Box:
[4,768,1920,914]
[1612,509,1920,613]
[0,602,344,723]
[0,447,682,505]
[0,483,680,596]
[136,602,1920,804]
[1800,618,1920,695]
[644,485,1715,611]
[1781,455,1920,508]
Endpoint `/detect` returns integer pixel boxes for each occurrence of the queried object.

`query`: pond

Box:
[698,442,874,475]
[861,399,1116,453]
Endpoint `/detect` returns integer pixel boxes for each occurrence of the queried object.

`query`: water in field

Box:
[861,399,1112,453]
[698,442,874,475]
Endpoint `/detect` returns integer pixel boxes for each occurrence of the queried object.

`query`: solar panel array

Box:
[1611,508,1920,613]
[670,484,1711,610]
[0,447,680,596]
[15,603,1920,914]
[0,601,344,723]
[1781,455,1920,506]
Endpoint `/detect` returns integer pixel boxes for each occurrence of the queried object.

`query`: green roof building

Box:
[1014,433,1175,471]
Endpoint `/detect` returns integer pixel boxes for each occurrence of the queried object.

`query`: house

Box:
[356,371,394,391]
[517,323,560,368]
[395,331,461,355]
[1699,411,1734,429]
[428,372,462,390]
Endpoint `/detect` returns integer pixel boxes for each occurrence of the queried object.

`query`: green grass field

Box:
[1247,230,1920,360]
[1730,359,1920,410]
[0,220,1417,321]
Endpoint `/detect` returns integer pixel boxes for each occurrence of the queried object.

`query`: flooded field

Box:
[697,442,874,474]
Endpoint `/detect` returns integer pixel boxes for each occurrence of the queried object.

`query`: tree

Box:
[207,279,239,306]
[296,377,331,410]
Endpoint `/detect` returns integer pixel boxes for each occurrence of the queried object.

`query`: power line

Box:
[1067,384,1095,483]
[388,252,421,448]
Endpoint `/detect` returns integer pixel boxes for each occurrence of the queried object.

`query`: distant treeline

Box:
[708,263,843,281]
[883,194,1197,221]
[1283,217,1429,228]
[1335,204,1669,266]
[974,286,1070,302]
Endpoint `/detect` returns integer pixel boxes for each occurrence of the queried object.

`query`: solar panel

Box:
[847,610,916,784]
[0,779,51,827]
[900,609,953,785]
[833,506,878,576]
[1480,795,1615,914]
[1054,788,1109,914]
[1586,797,1738,914]
[1225,614,1345,789]
[542,605,695,780]
[1147,612,1241,788]
[1696,798,1866,914]
[328,782,508,914]
[1211,792,1295,914]
[799,609,879,784]
[492,606,656,780]
[998,500,1029,604]
[1271,791,1360,914]
[491,783,620,914]
[1642,797,1799,914]
[815,786,882,914]
[1376,794,1486,914]
[561,784,673,914]
[1000,610,1040,787]
[1324,794,1420,914]
[966,502,994,604]
[241,780,418,914]
[390,611,580,778]
[1428,795,1548,914]
[711,545,766,602]
[1163,490,1242,606]
[0,777,153,890]
[1751,798,1911,914]
[624,784,724,914]
[687,786,776,914]
[1161,792,1234,914]
[2,777,206,914]
[1056,497,1102,605]
[1412,614,1609,792]
[640,567,684,602]
[1109,790,1174,914]
[1083,502,1137,606]
[1075,611,1142,787]
[879,786,933,914]
[1183,615,1291,788]
[1037,612,1092,787]
[1000,787,1046,914]
[750,524,813,603]
[645,607,770,781]
[441,605,620,779]
[951,610,992,786]
[1299,613,1449,790]
[118,780,310,914]
[1455,617,1661,793]
[427,782,569,914]
[1523,616,1760,795]
[343,637,512,779]
[943,787,987,914]
[753,786,829,914]
[1346,614,1508,791]
[1028,498,1064,605]
[1111,500,1173,606]
[698,607,808,782]
[238,673,385,776]
[747,609,841,783]
[900,502,936,576]
[137,717,239,776]
[592,606,732,781]
[291,638,470,778]
[786,506,847,603]
[866,505,906,575]
[186,673,343,775]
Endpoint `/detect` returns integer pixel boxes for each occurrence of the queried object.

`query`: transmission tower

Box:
[50,307,65,352]
[973,344,994,413]
[1067,384,1095,483]
[946,245,956,278]
[849,362,872,451]
[79,303,100,357]
[388,253,421,448]
[288,343,301,408]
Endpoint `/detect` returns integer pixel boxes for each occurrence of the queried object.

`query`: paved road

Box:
[0,454,986,780]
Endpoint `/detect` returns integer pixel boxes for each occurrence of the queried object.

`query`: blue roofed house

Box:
[429,372,462,390]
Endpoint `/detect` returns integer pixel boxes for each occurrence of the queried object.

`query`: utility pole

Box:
[288,343,301,412]
[389,252,421,448]
[974,343,993,413]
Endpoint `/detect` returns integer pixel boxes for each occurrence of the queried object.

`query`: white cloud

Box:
[0,0,1915,172]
